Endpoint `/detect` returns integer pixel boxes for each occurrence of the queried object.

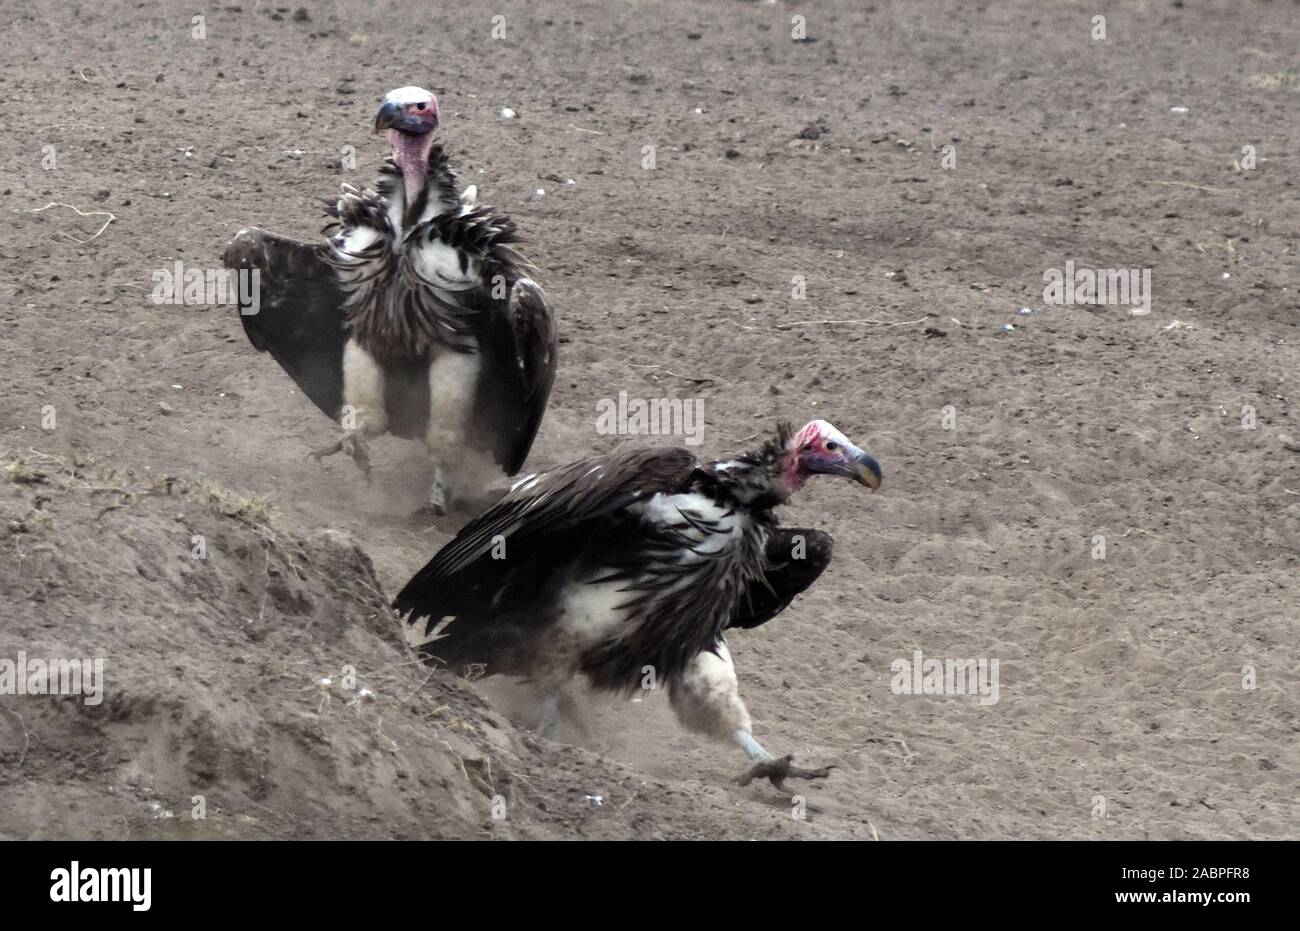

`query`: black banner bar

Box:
[1,840,1285,917]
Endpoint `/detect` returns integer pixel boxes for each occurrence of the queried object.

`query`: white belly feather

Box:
[555,578,629,646]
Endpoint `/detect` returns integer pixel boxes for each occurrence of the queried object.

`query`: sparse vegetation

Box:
[3,458,47,485]
[1248,71,1297,91]
[194,476,274,524]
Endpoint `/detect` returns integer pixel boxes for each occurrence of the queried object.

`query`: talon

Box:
[310,430,372,480]
[309,438,344,461]
[416,500,448,517]
[737,753,836,793]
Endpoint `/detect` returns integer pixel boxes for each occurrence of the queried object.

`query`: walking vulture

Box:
[221,86,557,512]
[393,419,883,789]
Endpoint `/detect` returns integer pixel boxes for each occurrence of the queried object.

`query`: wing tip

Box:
[221,227,265,268]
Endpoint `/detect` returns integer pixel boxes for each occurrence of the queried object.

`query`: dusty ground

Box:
[1,0,1297,839]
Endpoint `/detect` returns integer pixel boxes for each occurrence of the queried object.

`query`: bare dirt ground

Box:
[1,0,1297,839]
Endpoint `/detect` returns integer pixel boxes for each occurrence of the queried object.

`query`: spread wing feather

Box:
[393,446,698,635]
[221,228,349,421]
[489,278,557,474]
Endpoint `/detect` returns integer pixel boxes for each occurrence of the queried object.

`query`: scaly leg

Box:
[313,339,390,481]
[310,429,374,480]
[422,351,480,514]
[537,692,561,740]
[424,462,449,515]
[671,638,836,794]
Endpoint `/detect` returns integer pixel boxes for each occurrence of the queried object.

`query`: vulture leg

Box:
[427,469,448,515]
[669,640,835,792]
[536,692,561,739]
[310,339,390,479]
[669,639,835,793]
[422,351,483,515]
[736,728,774,762]
[670,639,753,743]
[309,429,374,480]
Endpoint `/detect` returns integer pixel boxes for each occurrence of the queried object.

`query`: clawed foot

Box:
[310,430,372,480]
[419,471,449,516]
[736,753,836,793]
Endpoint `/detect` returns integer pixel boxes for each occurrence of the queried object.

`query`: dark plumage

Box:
[224,231,349,421]
[393,419,882,787]
[221,85,556,509]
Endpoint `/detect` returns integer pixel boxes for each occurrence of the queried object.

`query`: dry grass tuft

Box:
[3,458,48,485]
[194,477,273,524]
[1248,71,1298,91]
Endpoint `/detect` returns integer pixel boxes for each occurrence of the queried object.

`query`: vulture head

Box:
[373,85,440,203]
[781,419,882,495]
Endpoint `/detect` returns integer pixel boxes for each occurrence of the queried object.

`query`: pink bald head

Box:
[782,419,882,493]
[373,86,440,205]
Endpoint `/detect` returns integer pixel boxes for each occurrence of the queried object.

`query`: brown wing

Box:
[498,278,557,474]
[728,527,834,630]
[392,445,698,636]
[221,227,349,421]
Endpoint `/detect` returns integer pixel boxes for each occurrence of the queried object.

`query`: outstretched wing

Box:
[728,527,834,630]
[393,445,698,637]
[221,228,349,421]
[476,277,558,474]
[502,278,557,473]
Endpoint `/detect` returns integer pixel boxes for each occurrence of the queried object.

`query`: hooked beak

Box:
[374,101,404,133]
[851,448,883,492]
[374,101,437,135]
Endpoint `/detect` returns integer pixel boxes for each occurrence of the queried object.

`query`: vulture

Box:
[393,419,883,789]
[221,86,557,512]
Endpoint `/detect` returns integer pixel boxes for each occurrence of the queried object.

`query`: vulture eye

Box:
[825,441,839,452]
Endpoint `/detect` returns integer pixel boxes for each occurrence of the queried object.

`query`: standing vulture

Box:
[221,86,556,512]
[393,419,883,789]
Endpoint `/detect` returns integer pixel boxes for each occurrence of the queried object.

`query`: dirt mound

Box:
[0,453,850,839]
